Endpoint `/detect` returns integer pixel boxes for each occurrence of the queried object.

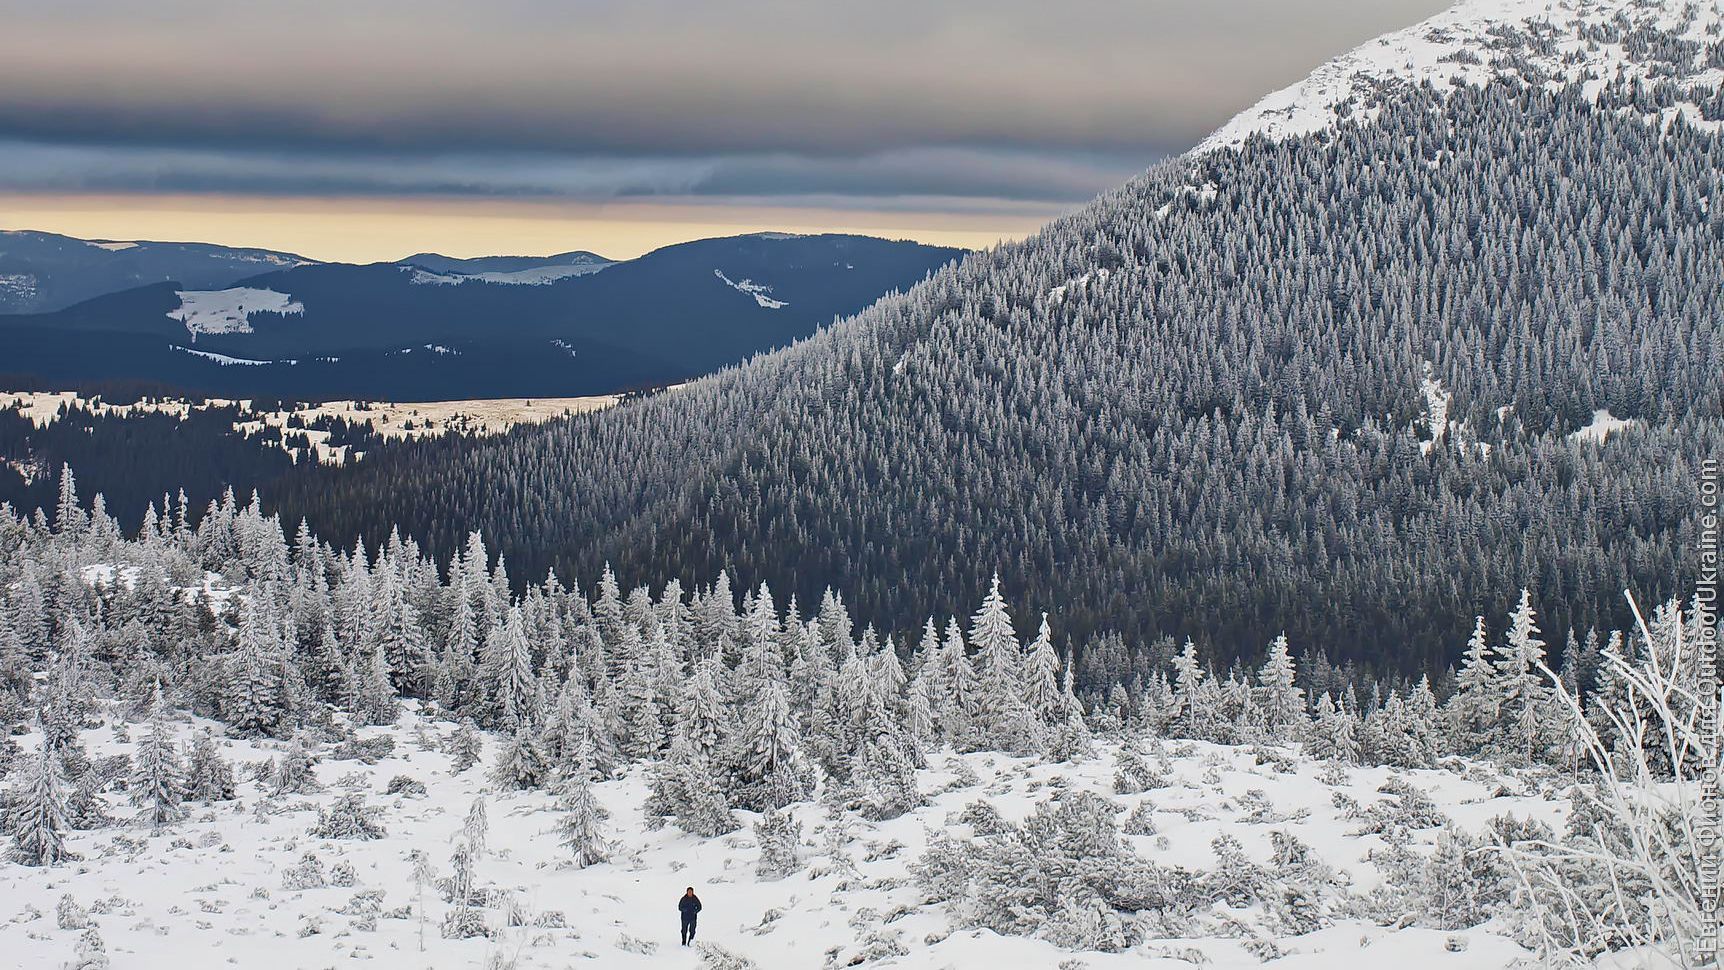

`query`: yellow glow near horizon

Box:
[0,193,1058,262]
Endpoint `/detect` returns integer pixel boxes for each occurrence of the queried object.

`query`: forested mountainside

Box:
[0,233,961,401]
[278,63,1724,675]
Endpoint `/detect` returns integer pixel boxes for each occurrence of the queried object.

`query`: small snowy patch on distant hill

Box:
[714,269,787,308]
[89,240,138,251]
[1199,0,1723,152]
[170,345,294,367]
[1570,408,1640,444]
[166,287,303,339]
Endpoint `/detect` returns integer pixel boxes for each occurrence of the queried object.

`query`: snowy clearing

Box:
[0,707,1564,970]
[166,287,304,339]
[1568,408,1640,444]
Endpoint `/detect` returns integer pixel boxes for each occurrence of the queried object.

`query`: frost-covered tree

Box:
[7,746,74,866]
[445,718,483,773]
[1257,634,1303,742]
[555,763,609,868]
[130,684,184,829]
[1494,589,1558,765]
[754,809,803,880]
[489,724,548,791]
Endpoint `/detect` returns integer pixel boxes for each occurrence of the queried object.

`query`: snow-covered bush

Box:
[754,810,802,880]
[64,927,109,970]
[694,942,758,968]
[441,907,489,940]
[1121,801,1158,836]
[384,775,427,797]
[1111,745,1164,794]
[331,735,394,764]
[1347,777,1448,835]
[272,738,321,794]
[913,790,1185,950]
[309,794,386,840]
[1203,834,1269,906]
[281,851,327,890]
[951,799,1010,836]
[341,889,385,931]
[55,894,89,930]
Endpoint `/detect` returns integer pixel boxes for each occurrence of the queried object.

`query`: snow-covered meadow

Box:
[3,704,1570,970]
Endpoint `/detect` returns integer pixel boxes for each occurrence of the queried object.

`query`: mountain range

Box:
[275,0,1724,675]
[0,231,962,400]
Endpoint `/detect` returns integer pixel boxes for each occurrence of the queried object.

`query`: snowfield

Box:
[166,287,305,339]
[1199,0,1724,152]
[0,706,1566,970]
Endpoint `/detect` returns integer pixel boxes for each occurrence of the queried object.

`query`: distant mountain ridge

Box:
[0,232,963,400]
[0,229,316,315]
[396,250,612,276]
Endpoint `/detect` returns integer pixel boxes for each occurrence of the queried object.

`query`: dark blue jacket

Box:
[680,894,702,918]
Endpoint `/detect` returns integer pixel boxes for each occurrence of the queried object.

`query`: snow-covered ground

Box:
[1568,408,1640,444]
[166,287,305,339]
[1200,0,1724,152]
[0,706,1567,969]
[171,345,293,367]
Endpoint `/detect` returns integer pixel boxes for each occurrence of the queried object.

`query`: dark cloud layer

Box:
[0,0,1446,211]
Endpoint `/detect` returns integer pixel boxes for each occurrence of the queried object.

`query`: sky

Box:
[0,0,1446,262]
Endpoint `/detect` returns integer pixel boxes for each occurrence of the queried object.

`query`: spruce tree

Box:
[8,747,73,866]
[555,761,609,869]
[130,684,185,829]
[1257,633,1303,742]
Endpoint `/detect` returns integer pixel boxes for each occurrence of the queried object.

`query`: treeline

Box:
[0,399,396,528]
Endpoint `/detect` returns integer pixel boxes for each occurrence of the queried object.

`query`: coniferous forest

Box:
[275,79,1723,676]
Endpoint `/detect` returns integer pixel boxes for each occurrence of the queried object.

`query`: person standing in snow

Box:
[679,887,702,945]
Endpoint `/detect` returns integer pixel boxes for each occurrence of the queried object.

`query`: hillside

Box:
[0,230,315,315]
[279,0,1724,673]
[0,233,962,401]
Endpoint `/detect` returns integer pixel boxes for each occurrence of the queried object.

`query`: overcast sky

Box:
[0,0,1445,260]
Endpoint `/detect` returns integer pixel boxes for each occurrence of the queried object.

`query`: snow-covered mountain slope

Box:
[1200,0,1723,151]
[1,706,1567,970]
